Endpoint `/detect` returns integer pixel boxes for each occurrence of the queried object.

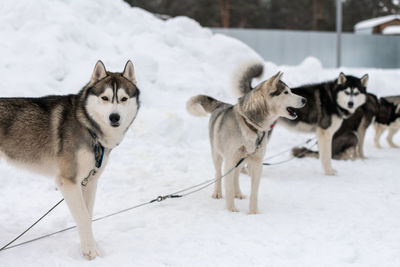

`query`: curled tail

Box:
[292,147,319,159]
[233,61,264,97]
[186,95,229,116]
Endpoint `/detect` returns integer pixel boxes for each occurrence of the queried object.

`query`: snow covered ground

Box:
[0,0,400,266]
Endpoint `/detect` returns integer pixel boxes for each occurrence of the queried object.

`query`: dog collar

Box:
[243,117,259,134]
[242,116,274,133]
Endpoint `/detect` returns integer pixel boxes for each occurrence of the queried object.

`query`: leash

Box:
[263,138,317,166]
[0,155,247,252]
[0,135,310,252]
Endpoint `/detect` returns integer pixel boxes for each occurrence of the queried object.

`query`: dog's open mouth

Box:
[287,107,297,119]
[110,122,120,128]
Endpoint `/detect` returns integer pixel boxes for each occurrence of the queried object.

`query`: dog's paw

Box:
[248,209,259,215]
[325,168,337,176]
[82,243,100,260]
[240,167,248,175]
[212,192,222,199]
[235,193,246,199]
[227,206,239,212]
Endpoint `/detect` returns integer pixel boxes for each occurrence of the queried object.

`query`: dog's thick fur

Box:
[278,73,369,175]
[1,61,140,259]
[293,93,379,160]
[187,63,305,213]
[374,96,400,148]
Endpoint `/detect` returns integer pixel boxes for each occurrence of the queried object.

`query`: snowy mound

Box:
[0,0,261,101]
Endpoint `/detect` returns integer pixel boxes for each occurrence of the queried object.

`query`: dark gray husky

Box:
[0,60,139,259]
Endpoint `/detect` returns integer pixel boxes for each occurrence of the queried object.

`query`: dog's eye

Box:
[101,96,109,101]
[354,92,359,96]
[121,97,128,102]
[284,91,289,95]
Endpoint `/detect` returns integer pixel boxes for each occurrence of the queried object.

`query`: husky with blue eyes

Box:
[0,60,140,259]
[277,72,369,175]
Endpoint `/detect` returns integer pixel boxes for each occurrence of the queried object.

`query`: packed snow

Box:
[0,0,400,266]
[383,25,400,35]
[354,14,400,30]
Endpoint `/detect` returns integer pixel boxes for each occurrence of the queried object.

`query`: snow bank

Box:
[1,0,400,266]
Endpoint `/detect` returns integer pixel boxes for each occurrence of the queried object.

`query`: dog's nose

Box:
[301,97,307,105]
[109,113,120,123]
[348,101,354,108]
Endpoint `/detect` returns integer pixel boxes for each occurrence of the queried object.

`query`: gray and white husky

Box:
[186,63,305,214]
[277,72,369,175]
[0,60,139,259]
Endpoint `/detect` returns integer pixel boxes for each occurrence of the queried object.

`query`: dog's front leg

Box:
[57,176,100,260]
[224,158,240,212]
[82,174,100,219]
[247,157,262,214]
[317,127,336,175]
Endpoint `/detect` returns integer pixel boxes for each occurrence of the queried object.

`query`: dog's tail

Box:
[292,147,319,159]
[233,61,264,97]
[186,95,228,116]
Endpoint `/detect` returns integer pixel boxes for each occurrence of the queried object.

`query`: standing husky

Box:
[374,96,400,148]
[1,60,139,259]
[186,63,305,214]
[277,73,369,175]
[293,93,378,160]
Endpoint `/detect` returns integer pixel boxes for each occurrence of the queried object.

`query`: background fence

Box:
[212,28,400,68]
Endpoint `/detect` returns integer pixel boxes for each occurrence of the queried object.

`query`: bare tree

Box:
[218,0,231,27]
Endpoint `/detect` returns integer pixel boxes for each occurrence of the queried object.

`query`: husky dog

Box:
[0,60,139,259]
[186,63,305,214]
[293,93,378,160]
[374,96,400,148]
[278,73,369,175]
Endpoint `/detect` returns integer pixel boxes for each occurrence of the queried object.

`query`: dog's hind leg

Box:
[56,176,100,260]
[212,153,223,199]
[247,157,263,214]
[374,123,386,148]
[234,170,245,199]
[386,125,400,148]
[332,132,358,160]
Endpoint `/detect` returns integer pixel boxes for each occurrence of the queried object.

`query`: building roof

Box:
[382,25,400,34]
[355,14,400,30]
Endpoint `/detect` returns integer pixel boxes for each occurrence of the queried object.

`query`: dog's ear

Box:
[90,60,107,84]
[360,74,369,87]
[337,72,346,85]
[122,60,137,85]
[273,71,283,84]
